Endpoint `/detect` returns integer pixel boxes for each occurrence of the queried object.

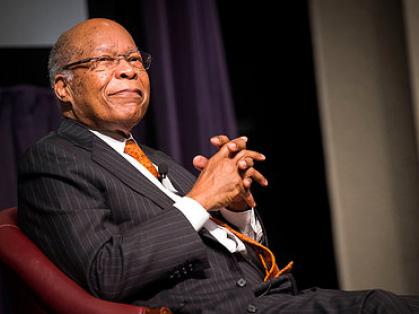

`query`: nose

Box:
[114,59,137,80]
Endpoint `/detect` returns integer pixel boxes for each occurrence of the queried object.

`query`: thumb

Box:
[193,155,209,171]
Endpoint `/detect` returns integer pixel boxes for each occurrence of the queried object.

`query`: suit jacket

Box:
[18,119,419,314]
[17,118,271,313]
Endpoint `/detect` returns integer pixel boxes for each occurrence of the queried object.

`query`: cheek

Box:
[71,76,85,98]
[70,74,110,116]
[72,72,108,97]
[141,73,151,92]
[82,74,109,104]
[97,71,110,82]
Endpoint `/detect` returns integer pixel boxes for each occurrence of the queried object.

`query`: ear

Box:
[53,74,73,103]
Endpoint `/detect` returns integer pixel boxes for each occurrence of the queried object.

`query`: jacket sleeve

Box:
[17,141,210,301]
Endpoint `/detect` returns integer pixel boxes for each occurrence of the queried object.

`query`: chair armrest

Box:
[0,225,171,314]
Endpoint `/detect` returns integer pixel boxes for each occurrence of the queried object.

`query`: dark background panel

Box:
[216,1,338,289]
[0,48,51,87]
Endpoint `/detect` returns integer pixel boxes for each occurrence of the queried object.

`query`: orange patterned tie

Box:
[124,139,159,178]
[210,216,293,282]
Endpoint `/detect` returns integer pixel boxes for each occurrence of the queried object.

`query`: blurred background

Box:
[1,0,419,313]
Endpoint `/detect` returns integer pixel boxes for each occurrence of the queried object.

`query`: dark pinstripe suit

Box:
[18,119,419,313]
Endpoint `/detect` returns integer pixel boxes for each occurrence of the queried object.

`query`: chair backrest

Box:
[0,207,171,314]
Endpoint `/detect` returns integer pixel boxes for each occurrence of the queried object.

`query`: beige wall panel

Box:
[310,0,419,294]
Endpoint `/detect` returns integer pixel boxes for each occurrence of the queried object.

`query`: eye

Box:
[127,54,143,64]
[95,55,114,63]
[93,56,115,70]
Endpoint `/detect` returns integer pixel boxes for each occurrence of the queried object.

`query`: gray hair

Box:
[48,30,81,87]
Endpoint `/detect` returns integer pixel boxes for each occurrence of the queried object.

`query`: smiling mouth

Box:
[108,89,143,98]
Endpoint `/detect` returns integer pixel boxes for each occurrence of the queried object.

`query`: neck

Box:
[62,115,132,140]
[96,129,130,140]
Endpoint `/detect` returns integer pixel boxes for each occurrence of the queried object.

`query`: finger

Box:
[192,155,209,171]
[243,177,253,189]
[226,136,248,156]
[238,157,254,170]
[244,167,268,187]
[233,149,266,162]
[210,135,230,148]
[218,136,249,158]
[242,190,256,208]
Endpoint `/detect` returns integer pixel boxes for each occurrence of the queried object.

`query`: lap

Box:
[251,275,419,313]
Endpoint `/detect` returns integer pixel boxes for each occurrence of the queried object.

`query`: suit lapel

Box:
[91,138,175,209]
[166,163,195,195]
[142,146,196,196]
[58,119,175,210]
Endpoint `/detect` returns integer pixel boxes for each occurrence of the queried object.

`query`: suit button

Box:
[247,304,257,313]
[236,278,247,287]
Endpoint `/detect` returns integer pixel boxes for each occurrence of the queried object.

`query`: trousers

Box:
[243,274,419,314]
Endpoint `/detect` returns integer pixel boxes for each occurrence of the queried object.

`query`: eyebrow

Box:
[93,47,140,55]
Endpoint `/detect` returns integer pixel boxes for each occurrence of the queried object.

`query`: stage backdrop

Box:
[0,1,237,313]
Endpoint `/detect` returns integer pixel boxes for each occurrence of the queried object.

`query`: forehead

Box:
[75,23,138,56]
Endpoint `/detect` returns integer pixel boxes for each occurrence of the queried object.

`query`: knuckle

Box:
[236,150,246,159]
[244,178,252,186]
[246,167,255,175]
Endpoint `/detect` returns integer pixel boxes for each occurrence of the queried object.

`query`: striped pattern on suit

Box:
[18,118,419,313]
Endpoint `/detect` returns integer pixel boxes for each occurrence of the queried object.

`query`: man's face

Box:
[60,21,150,135]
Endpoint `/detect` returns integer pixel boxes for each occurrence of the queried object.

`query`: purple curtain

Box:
[0,85,61,210]
[0,3,236,310]
[139,0,237,168]
[0,3,236,311]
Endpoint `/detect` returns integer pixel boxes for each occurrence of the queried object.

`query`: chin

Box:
[114,114,142,131]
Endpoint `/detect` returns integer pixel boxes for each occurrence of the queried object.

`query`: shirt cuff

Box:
[173,196,210,231]
[219,207,253,229]
[219,207,263,241]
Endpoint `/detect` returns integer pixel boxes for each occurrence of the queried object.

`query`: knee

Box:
[363,289,409,314]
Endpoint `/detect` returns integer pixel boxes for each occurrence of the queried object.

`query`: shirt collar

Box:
[89,129,134,155]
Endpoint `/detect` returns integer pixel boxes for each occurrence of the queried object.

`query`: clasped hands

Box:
[187,135,268,211]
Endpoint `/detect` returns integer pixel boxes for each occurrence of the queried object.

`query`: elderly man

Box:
[18,18,419,313]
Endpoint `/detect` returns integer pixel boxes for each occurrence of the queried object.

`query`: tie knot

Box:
[124,140,159,178]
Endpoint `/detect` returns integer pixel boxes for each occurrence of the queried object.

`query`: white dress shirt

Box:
[90,130,263,253]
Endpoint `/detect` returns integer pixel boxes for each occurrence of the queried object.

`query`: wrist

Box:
[186,192,211,210]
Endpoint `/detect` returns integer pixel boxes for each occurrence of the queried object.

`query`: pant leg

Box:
[252,275,419,314]
[398,295,419,313]
[361,289,419,314]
